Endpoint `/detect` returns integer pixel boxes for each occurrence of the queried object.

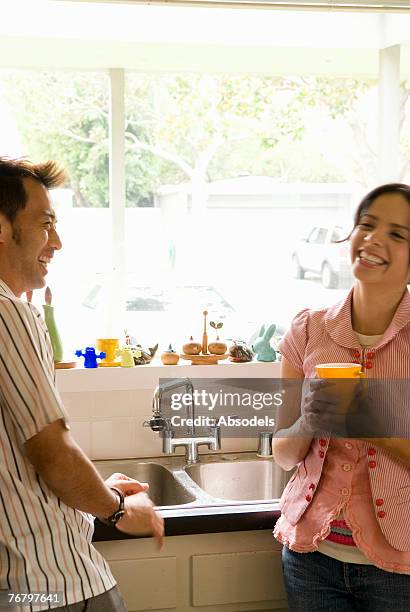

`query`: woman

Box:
[272,183,410,612]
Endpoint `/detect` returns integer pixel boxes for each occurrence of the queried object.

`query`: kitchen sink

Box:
[94,460,196,506]
[185,459,286,502]
[93,453,290,509]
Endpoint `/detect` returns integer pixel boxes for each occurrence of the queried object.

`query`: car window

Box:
[307,227,319,242]
[331,227,342,241]
[315,228,327,244]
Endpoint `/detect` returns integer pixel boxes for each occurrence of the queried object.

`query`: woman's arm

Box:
[271,358,313,471]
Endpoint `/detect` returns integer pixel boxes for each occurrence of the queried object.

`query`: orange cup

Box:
[315,362,363,414]
[315,363,362,378]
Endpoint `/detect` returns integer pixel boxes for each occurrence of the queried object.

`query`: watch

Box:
[100,487,125,527]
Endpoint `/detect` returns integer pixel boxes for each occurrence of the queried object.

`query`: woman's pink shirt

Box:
[274,288,410,573]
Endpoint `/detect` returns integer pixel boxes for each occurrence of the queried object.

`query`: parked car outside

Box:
[291,225,354,289]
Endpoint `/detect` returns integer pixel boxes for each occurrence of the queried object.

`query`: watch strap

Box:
[100,487,125,526]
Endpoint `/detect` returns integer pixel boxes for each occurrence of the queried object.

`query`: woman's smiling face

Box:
[350,192,410,288]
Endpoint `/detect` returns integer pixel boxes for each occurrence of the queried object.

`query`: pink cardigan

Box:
[274,289,410,572]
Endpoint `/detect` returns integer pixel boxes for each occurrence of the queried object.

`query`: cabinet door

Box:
[192,550,286,607]
[109,556,177,611]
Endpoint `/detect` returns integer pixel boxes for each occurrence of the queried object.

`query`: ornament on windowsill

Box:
[36,286,76,369]
[208,321,227,355]
[228,339,254,363]
[180,311,229,365]
[161,344,180,365]
[252,323,277,362]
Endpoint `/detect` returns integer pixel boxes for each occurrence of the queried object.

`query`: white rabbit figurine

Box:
[253,323,277,362]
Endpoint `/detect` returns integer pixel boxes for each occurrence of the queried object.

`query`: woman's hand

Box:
[302,379,361,437]
[104,472,149,496]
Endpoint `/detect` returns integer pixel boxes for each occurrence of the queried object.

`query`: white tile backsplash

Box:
[92,390,136,418]
[91,418,136,459]
[69,421,92,456]
[58,361,281,460]
[61,391,95,420]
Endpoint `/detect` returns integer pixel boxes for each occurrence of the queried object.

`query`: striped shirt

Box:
[0,279,116,610]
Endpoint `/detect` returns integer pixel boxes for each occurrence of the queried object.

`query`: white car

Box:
[291,225,354,289]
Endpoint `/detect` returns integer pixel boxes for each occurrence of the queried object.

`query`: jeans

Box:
[282,546,410,612]
[54,586,127,612]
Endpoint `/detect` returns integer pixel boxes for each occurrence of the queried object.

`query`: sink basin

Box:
[94,461,195,506]
[186,459,286,502]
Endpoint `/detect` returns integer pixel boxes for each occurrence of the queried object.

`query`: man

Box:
[0,157,163,611]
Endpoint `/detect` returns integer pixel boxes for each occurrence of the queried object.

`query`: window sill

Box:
[55,359,281,392]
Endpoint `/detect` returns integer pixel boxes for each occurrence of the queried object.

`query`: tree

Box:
[126,73,373,208]
[4,69,400,209]
[1,71,159,207]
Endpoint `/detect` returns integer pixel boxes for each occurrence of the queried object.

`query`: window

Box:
[1,5,409,358]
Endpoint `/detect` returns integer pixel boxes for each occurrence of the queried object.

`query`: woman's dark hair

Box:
[0,157,67,224]
[337,183,410,284]
[352,183,410,228]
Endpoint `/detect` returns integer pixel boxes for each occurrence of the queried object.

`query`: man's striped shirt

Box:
[0,279,116,610]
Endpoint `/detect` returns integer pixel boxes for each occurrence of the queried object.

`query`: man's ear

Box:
[0,213,11,245]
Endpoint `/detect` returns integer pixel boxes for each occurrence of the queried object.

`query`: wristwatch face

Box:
[110,509,125,525]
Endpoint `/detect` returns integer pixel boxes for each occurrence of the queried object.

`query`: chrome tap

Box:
[147,377,221,465]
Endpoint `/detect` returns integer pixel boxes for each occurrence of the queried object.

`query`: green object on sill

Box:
[43,304,63,362]
[252,323,277,362]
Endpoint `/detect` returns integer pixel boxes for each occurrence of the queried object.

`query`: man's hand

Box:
[104,472,149,496]
[116,492,164,549]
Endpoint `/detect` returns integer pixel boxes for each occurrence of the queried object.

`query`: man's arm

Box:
[24,419,163,544]
[25,419,129,517]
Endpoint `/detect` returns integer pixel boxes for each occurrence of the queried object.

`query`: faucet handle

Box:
[257,431,273,457]
[144,416,171,432]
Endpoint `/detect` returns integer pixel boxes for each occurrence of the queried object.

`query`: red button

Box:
[369,460,376,468]
[319,450,325,458]
[377,511,386,518]
[309,483,315,490]
[364,361,373,369]
[367,351,375,359]
[376,498,384,506]
[367,448,376,456]
[353,350,361,359]
[319,439,327,447]
[305,495,312,502]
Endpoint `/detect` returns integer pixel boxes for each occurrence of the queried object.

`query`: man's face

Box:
[0,177,62,297]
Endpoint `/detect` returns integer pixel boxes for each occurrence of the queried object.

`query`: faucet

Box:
[147,377,221,465]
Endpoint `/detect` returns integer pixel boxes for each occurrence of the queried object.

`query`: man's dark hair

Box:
[0,157,67,223]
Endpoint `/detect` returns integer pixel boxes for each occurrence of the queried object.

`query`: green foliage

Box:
[1,71,110,207]
[2,69,396,207]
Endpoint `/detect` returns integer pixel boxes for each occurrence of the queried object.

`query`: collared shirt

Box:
[0,280,116,610]
[274,288,410,572]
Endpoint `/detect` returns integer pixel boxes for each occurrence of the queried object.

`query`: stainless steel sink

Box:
[93,453,290,509]
[185,459,287,502]
[94,460,196,506]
